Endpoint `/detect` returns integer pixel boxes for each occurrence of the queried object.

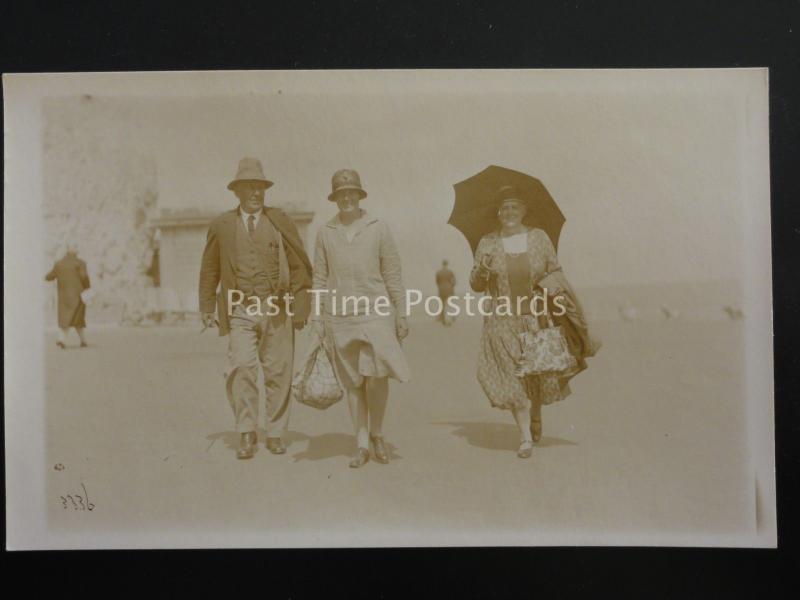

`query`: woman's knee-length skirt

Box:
[325,314,410,389]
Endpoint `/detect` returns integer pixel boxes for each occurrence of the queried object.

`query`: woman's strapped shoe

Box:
[349,448,370,468]
[370,435,390,464]
[517,441,533,459]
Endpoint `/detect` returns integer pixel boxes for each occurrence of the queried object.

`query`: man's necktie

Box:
[247,215,255,238]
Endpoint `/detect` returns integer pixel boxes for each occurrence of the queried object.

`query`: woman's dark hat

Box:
[328,169,368,201]
[494,185,525,205]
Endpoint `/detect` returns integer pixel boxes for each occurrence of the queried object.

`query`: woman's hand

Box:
[478,254,499,279]
[395,315,409,341]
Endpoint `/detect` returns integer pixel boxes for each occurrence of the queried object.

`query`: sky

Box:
[48,71,763,294]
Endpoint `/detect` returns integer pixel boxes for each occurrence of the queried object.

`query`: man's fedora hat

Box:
[328,169,368,201]
[227,157,274,191]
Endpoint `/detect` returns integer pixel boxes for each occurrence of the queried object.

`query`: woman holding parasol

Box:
[451,167,599,459]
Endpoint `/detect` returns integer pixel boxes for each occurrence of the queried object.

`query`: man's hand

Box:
[396,316,409,341]
[293,319,306,331]
[201,312,217,330]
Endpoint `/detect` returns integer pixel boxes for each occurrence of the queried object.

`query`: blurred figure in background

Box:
[435,259,456,326]
[45,243,91,348]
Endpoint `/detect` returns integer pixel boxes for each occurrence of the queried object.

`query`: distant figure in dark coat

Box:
[45,244,90,348]
[147,246,161,288]
[146,228,161,287]
[435,259,456,325]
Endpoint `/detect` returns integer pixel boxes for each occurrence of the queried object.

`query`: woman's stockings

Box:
[347,384,369,449]
[366,376,389,437]
[512,406,533,443]
[347,376,390,448]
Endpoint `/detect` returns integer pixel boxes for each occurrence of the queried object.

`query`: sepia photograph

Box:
[4,69,775,549]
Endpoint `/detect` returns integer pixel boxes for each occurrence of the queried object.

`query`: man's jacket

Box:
[199,207,312,335]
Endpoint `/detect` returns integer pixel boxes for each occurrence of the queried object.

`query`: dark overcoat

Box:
[45,253,90,328]
[435,267,456,297]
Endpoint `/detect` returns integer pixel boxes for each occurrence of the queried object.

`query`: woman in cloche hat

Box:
[311,169,410,468]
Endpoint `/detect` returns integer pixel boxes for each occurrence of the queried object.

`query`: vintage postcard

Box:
[3,69,775,548]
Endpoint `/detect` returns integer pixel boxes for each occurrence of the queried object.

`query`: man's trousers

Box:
[225,304,294,436]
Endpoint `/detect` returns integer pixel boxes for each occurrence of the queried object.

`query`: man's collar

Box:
[238,207,264,220]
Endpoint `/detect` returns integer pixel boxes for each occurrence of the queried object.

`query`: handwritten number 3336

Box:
[60,483,94,511]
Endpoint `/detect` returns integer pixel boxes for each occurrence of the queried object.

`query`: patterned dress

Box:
[470,228,570,410]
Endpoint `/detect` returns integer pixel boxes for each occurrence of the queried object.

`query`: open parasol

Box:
[448,165,565,255]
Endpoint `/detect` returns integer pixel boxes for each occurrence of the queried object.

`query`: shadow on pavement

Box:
[206,429,309,453]
[290,432,403,463]
[50,344,93,351]
[290,432,354,462]
[433,421,577,451]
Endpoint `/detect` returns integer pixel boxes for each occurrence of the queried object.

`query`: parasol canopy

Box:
[448,165,566,255]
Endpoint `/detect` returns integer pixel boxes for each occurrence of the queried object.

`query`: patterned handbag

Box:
[515,313,578,377]
[292,333,344,410]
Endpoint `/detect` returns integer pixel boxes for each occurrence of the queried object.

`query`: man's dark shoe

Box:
[266,437,286,455]
[236,432,257,459]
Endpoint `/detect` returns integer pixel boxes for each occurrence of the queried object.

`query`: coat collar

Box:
[325,210,379,230]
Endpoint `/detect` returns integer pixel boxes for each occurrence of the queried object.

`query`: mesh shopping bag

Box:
[292,334,344,409]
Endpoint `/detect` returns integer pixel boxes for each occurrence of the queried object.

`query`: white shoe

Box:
[517,441,533,459]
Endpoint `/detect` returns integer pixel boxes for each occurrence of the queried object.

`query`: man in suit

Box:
[199,158,312,459]
[45,243,91,348]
